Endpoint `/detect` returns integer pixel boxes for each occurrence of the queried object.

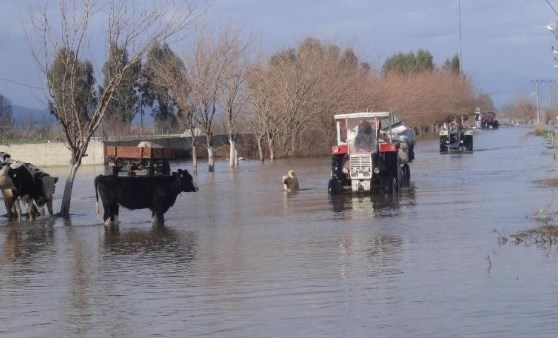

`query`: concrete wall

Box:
[0,140,105,168]
[0,133,236,168]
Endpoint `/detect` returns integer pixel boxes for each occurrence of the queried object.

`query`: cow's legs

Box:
[151,210,165,225]
[46,198,54,216]
[2,190,13,219]
[1,190,19,221]
[36,203,46,217]
[113,205,119,225]
[104,204,120,227]
[103,203,113,226]
[22,197,36,220]
[13,198,22,222]
[27,203,34,220]
[3,198,14,220]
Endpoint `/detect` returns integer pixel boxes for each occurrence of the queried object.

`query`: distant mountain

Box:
[11,104,155,127]
[472,70,535,110]
[11,105,54,126]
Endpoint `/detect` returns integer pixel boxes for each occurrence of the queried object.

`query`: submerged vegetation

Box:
[500,225,558,247]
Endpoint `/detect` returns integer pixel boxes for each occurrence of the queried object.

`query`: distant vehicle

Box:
[439,118,473,153]
[327,111,415,195]
[480,111,499,129]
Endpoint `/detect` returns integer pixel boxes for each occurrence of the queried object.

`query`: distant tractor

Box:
[480,111,499,129]
[328,111,416,195]
[439,117,473,153]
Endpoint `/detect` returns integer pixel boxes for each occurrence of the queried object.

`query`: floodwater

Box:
[1,126,558,337]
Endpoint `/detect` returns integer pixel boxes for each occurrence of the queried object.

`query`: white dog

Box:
[282,170,299,192]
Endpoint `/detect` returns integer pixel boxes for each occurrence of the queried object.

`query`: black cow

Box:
[94,169,198,226]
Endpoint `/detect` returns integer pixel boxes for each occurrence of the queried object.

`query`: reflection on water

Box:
[2,220,56,264]
[329,183,416,216]
[102,226,197,260]
[2,127,558,337]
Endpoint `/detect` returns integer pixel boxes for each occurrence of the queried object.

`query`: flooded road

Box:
[2,126,558,337]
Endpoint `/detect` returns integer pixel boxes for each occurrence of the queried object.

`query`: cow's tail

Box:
[94,175,99,215]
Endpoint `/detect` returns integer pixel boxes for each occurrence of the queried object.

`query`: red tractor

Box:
[480,111,499,129]
[328,112,415,195]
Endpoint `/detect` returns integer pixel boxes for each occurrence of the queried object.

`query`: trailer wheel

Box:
[439,137,448,153]
[384,176,399,194]
[465,136,473,151]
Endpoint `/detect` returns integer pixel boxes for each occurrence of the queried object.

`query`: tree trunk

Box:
[257,135,264,162]
[268,144,275,161]
[207,145,215,172]
[229,138,236,168]
[192,145,198,175]
[60,162,80,217]
[266,133,275,161]
[190,136,198,175]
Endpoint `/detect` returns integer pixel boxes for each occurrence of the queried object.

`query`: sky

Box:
[1,0,557,110]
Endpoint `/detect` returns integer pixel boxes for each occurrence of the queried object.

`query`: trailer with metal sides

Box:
[105,142,173,176]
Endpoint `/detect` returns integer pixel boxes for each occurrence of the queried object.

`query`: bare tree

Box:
[156,26,253,171]
[183,27,235,172]
[249,38,373,158]
[150,46,200,173]
[368,70,479,132]
[216,26,252,168]
[504,95,537,123]
[0,94,13,141]
[27,0,207,216]
[247,63,276,161]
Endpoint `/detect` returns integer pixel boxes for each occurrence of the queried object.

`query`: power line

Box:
[544,0,558,16]
[0,77,43,90]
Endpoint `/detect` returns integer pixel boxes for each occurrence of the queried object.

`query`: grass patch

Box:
[507,225,558,246]
[533,124,547,136]
[534,178,558,187]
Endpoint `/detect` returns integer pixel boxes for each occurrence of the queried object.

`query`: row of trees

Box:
[246,41,494,159]
[27,0,207,216]
[21,0,499,217]
[0,94,13,140]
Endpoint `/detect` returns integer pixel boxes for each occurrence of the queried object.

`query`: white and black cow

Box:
[0,161,58,220]
[94,169,198,226]
[0,164,21,220]
[0,153,18,219]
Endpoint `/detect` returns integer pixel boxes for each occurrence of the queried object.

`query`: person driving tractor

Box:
[354,120,373,151]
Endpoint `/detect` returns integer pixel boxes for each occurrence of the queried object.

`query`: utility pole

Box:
[532,80,541,125]
[532,79,555,124]
[458,0,463,78]
[549,80,557,110]
[537,80,541,125]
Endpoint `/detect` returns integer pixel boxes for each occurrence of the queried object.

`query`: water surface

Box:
[1,126,558,337]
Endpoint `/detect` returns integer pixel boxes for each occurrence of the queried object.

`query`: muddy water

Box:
[1,126,558,337]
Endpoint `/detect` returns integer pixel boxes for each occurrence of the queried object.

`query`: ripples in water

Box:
[1,126,558,337]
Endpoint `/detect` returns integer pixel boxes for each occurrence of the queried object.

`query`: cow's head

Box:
[0,164,14,189]
[0,152,11,163]
[40,175,59,201]
[175,169,198,192]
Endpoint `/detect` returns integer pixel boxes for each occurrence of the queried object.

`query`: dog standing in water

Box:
[282,170,299,192]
